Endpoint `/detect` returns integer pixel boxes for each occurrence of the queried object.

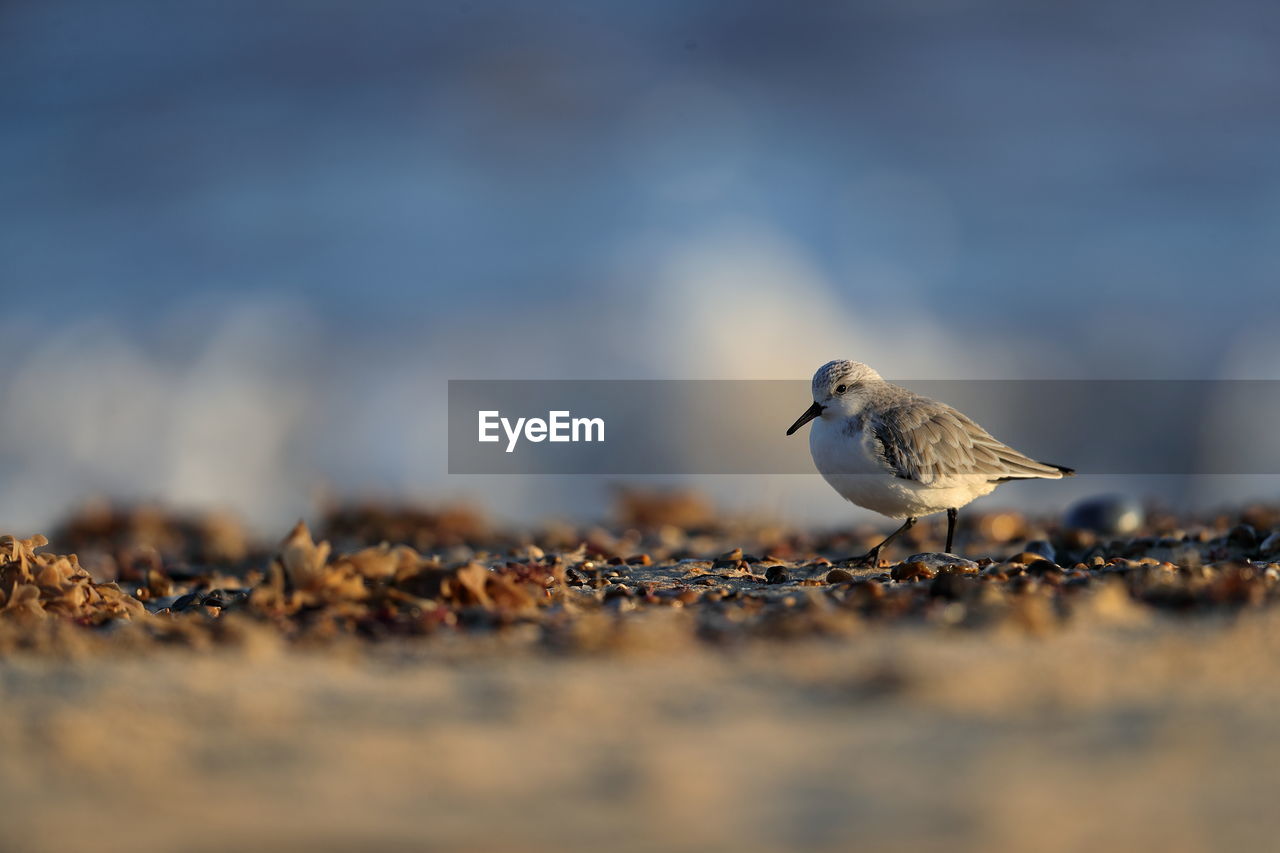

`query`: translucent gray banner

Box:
[447,380,1280,475]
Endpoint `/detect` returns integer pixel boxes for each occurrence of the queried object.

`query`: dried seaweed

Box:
[3,498,1280,656]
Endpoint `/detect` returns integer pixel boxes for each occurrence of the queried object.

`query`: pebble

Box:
[1031,565,1064,584]
[825,568,854,584]
[852,579,884,599]
[1022,540,1056,563]
[1062,528,1098,549]
[675,588,701,605]
[765,566,789,585]
[1064,495,1144,536]
[929,572,977,600]
[144,593,189,613]
[902,553,980,572]
[892,562,934,582]
[602,584,633,601]
[712,548,743,569]
[169,592,203,612]
[1227,524,1259,550]
[201,589,249,609]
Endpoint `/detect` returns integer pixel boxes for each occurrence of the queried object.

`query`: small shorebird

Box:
[787,360,1073,565]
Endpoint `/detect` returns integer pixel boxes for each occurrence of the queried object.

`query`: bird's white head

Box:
[786,359,883,435]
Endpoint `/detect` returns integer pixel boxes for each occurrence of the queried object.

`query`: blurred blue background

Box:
[3,0,1280,531]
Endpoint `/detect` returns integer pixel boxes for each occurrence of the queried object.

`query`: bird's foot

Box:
[837,550,881,568]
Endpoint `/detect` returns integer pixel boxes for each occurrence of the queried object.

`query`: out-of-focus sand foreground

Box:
[4,497,1280,851]
[4,616,1280,852]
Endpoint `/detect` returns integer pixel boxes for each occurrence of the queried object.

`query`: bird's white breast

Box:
[809,414,881,477]
[808,414,995,518]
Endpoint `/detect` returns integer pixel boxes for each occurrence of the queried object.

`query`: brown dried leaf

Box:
[279,521,332,592]
[444,563,492,608]
[334,544,420,580]
[0,583,46,624]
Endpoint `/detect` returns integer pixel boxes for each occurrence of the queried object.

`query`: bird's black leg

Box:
[945,507,958,554]
[844,517,916,567]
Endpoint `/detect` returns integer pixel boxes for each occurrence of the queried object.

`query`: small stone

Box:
[1064,495,1143,536]
[765,566,789,585]
[1062,528,1098,550]
[200,588,248,609]
[892,562,934,581]
[144,593,188,613]
[1022,540,1056,563]
[1260,531,1280,558]
[929,571,976,600]
[170,592,201,612]
[675,588,701,605]
[1227,524,1259,550]
[902,553,979,572]
[825,568,854,584]
[845,577,884,597]
[602,584,633,601]
[1033,566,1064,585]
[711,548,744,568]
[517,544,545,560]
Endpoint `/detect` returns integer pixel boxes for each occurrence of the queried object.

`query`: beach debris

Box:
[1064,495,1144,536]
[2,499,1280,652]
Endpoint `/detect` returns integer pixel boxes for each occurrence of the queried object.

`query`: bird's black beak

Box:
[786,401,825,436]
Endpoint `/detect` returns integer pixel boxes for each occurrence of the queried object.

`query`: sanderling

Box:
[786,360,1073,564]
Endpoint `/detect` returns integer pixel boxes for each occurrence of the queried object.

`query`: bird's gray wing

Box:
[867,399,1067,485]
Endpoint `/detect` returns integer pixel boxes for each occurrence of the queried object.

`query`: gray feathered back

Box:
[862,384,1071,485]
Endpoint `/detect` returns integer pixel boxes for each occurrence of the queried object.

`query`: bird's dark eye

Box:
[835,384,847,394]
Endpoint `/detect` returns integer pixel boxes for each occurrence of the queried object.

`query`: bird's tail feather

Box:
[995,461,1074,482]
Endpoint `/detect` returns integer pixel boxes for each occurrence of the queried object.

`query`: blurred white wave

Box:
[0,222,1165,534]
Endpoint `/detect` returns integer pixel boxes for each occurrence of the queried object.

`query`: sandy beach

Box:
[3,500,1280,851]
[4,611,1280,852]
